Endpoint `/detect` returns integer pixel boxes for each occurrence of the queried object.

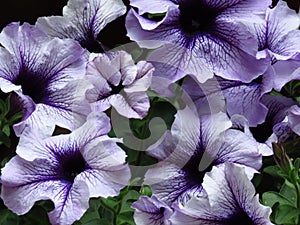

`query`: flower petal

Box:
[132,196,173,225]
[130,0,178,14]
[79,137,131,197]
[109,92,150,119]
[37,0,126,51]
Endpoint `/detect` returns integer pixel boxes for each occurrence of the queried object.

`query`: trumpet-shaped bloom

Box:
[170,163,273,225]
[85,51,154,119]
[126,0,269,83]
[132,195,173,225]
[37,0,126,53]
[0,112,131,225]
[254,0,300,91]
[144,107,262,205]
[0,22,89,136]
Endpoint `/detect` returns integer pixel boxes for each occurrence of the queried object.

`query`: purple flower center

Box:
[99,81,124,100]
[57,150,89,183]
[179,0,218,34]
[14,70,50,104]
[109,81,124,95]
[182,148,214,185]
[81,36,104,53]
[227,211,254,225]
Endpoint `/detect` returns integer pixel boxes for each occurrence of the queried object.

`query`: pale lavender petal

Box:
[205,0,270,19]
[288,105,300,136]
[86,51,153,118]
[132,196,173,225]
[130,0,177,14]
[183,76,269,126]
[48,180,90,225]
[144,163,204,204]
[213,129,262,174]
[79,137,130,197]
[256,1,300,56]
[16,112,111,161]
[271,59,300,91]
[125,61,153,92]
[37,0,126,52]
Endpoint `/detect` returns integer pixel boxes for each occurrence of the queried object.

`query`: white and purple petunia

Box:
[85,50,154,119]
[144,106,262,205]
[37,0,126,53]
[126,0,269,83]
[0,22,90,137]
[132,195,173,225]
[170,163,273,225]
[182,75,270,127]
[0,112,131,225]
[253,0,300,91]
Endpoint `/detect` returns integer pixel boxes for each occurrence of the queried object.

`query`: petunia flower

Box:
[0,22,90,136]
[37,0,126,53]
[182,75,271,127]
[126,0,269,83]
[170,163,273,225]
[85,50,154,119]
[0,112,131,225]
[253,0,300,91]
[132,195,173,225]
[144,106,262,205]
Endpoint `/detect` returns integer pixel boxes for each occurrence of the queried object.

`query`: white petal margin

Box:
[37,0,126,41]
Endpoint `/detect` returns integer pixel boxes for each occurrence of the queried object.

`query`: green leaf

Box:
[0,130,11,148]
[119,190,140,214]
[280,180,297,205]
[8,112,23,124]
[140,185,152,197]
[19,205,51,225]
[77,198,102,224]
[263,165,281,178]
[0,208,20,225]
[2,125,10,136]
[274,204,300,224]
[0,98,8,118]
[117,212,135,225]
[1,156,11,168]
[147,12,166,19]
[262,191,295,208]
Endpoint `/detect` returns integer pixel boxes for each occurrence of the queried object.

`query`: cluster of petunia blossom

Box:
[0,0,299,224]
